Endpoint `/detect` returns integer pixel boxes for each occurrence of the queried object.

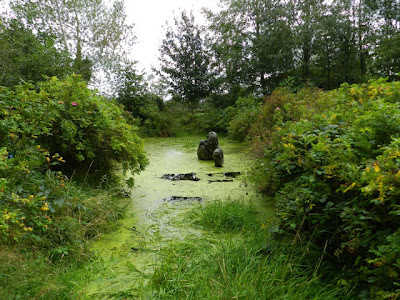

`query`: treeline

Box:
[1,0,134,92]
[158,0,400,108]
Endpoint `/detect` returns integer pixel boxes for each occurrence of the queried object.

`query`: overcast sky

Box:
[125,0,221,73]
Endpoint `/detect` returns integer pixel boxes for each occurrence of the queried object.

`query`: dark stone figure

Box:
[197,132,224,167]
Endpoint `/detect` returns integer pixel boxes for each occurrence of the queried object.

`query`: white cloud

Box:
[124,0,220,73]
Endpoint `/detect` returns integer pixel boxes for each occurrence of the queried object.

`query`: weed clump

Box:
[190,199,261,234]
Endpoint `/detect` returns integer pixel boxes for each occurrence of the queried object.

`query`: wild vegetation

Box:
[1,0,399,298]
[249,80,400,298]
[142,200,351,299]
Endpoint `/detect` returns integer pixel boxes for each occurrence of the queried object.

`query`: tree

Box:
[206,0,295,97]
[10,0,135,87]
[0,18,72,87]
[159,11,212,108]
[251,0,294,91]
[366,0,400,79]
[115,65,164,120]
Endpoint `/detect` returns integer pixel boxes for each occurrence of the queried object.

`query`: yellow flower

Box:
[41,202,49,211]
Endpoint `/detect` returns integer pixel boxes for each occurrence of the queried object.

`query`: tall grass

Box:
[0,184,129,299]
[0,248,96,299]
[144,200,352,299]
[190,199,262,234]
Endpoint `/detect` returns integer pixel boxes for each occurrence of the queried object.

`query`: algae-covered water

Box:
[82,136,269,298]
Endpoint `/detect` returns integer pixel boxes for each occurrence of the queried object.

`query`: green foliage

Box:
[0,146,129,250]
[194,102,233,133]
[249,87,327,142]
[0,188,128,298]
[190,199,261,233]
[159,10,212,107]
[115,67,181,137]
[0,147,53,243]
[145,200,350,299]
[373,33,400,81]
[11,0,135,89]
[1,75,147,183]
[227,96,262,141]
[202,0,400,103]
[0,74,144,254]
[195,95,262,140]
[0,18,72,87]
[251,79,400,298]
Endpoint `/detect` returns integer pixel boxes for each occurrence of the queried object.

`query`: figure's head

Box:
[213,148,223,167]
[207,132,218,147]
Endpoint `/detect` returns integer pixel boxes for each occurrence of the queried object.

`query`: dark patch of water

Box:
[163,196,203,202]
[206,172,241,178]
[208,179,234,183]
[161,173,200,181]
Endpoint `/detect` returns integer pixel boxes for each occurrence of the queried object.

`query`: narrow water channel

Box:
[82,136,267,298]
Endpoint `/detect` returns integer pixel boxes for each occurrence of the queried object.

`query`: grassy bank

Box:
[138,199,352,299]
[0,184,130,299]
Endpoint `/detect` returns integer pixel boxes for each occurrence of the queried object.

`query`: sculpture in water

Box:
[197,132,224,167]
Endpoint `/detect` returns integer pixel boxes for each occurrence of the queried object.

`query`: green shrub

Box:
[227,96,262,141]
[0,142,128,251]
[0,75,142,250]
[249,87,328,141]
[251,79,400,298]
[0,75,147,183]
[193,101,232,133]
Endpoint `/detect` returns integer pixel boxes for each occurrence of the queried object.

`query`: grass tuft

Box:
[190,199,262,234]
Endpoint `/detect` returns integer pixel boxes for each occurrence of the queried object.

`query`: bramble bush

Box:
[0,75,145,251]
[251,79,400,298]
[1,75,147,183]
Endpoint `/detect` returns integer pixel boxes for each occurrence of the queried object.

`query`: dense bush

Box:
[1,75,147,183]
[195,95,263,140]
[194,101,235,133]
[249,87,327,141]
[0,19,73,87]
[251,79,400,298]
[227,96,262,141]
[0,75,145,249]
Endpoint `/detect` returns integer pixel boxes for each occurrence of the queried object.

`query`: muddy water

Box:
[82,136,267,298]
